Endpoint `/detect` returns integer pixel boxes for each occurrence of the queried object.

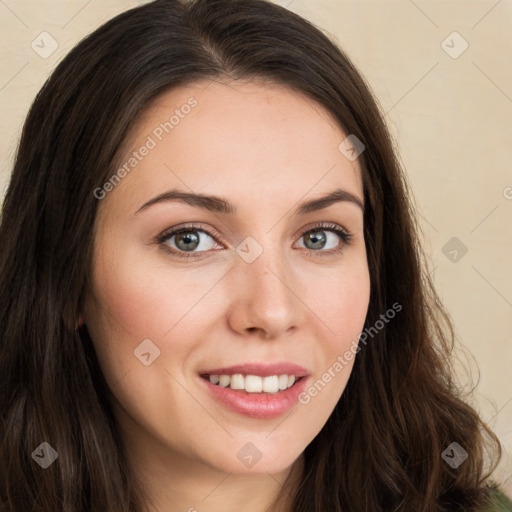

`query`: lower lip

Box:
[200,376,309,419]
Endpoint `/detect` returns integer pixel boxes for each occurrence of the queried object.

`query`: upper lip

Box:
[199,362,309,377]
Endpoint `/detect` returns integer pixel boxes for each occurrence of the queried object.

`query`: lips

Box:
[199,362,309,378]
[198,362,310,419]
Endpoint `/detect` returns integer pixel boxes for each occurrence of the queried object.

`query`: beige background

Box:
[1,0,511,493]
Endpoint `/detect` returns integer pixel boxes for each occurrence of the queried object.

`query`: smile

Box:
[198,363,309,419]
[201,373,301,393]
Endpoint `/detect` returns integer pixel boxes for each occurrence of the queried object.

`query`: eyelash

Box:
[156,222,353,260]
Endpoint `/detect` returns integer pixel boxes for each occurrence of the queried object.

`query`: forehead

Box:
[99,79,363,217]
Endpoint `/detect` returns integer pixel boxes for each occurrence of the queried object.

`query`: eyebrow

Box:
[135,187,364,216]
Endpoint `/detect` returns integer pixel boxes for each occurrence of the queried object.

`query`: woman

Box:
[0,0,510,511]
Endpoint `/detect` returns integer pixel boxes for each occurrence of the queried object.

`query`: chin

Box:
[196,434,307,476]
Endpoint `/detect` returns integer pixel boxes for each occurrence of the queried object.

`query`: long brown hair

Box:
[0,0,503,510]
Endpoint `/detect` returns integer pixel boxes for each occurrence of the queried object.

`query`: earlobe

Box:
[76,314,84,329]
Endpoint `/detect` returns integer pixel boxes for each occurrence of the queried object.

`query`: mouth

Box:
[200,373,304,393]
[197,363,309,419]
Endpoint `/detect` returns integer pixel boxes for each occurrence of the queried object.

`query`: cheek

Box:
[84,238,227,389]
[305,259,371,346]
[296,264,369,420]
[89,240,212,340]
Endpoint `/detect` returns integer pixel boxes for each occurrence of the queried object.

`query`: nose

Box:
[226,250,304,340]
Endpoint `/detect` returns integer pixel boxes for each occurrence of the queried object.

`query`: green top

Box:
[485,488,512,511]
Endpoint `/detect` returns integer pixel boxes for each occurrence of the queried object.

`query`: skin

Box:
[82,79,371,512]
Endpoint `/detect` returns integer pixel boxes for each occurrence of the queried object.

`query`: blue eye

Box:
[161,227,218,254]
[298,226,352,252]
[157,222,353,260]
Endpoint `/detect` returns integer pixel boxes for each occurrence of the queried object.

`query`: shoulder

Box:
[483,488,512,512]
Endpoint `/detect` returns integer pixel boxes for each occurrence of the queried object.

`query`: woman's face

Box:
[83,79,370,478]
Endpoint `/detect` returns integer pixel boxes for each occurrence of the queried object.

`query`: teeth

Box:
[208,373,298,393]
[245,375,263,392]
[218,375,230,388]
[230,374,244,390]
[262,375,279,393]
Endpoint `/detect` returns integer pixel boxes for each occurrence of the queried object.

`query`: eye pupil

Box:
[304,230,326,249]
[175,231,200,251]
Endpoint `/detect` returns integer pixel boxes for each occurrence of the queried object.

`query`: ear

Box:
[75,314,84,330]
